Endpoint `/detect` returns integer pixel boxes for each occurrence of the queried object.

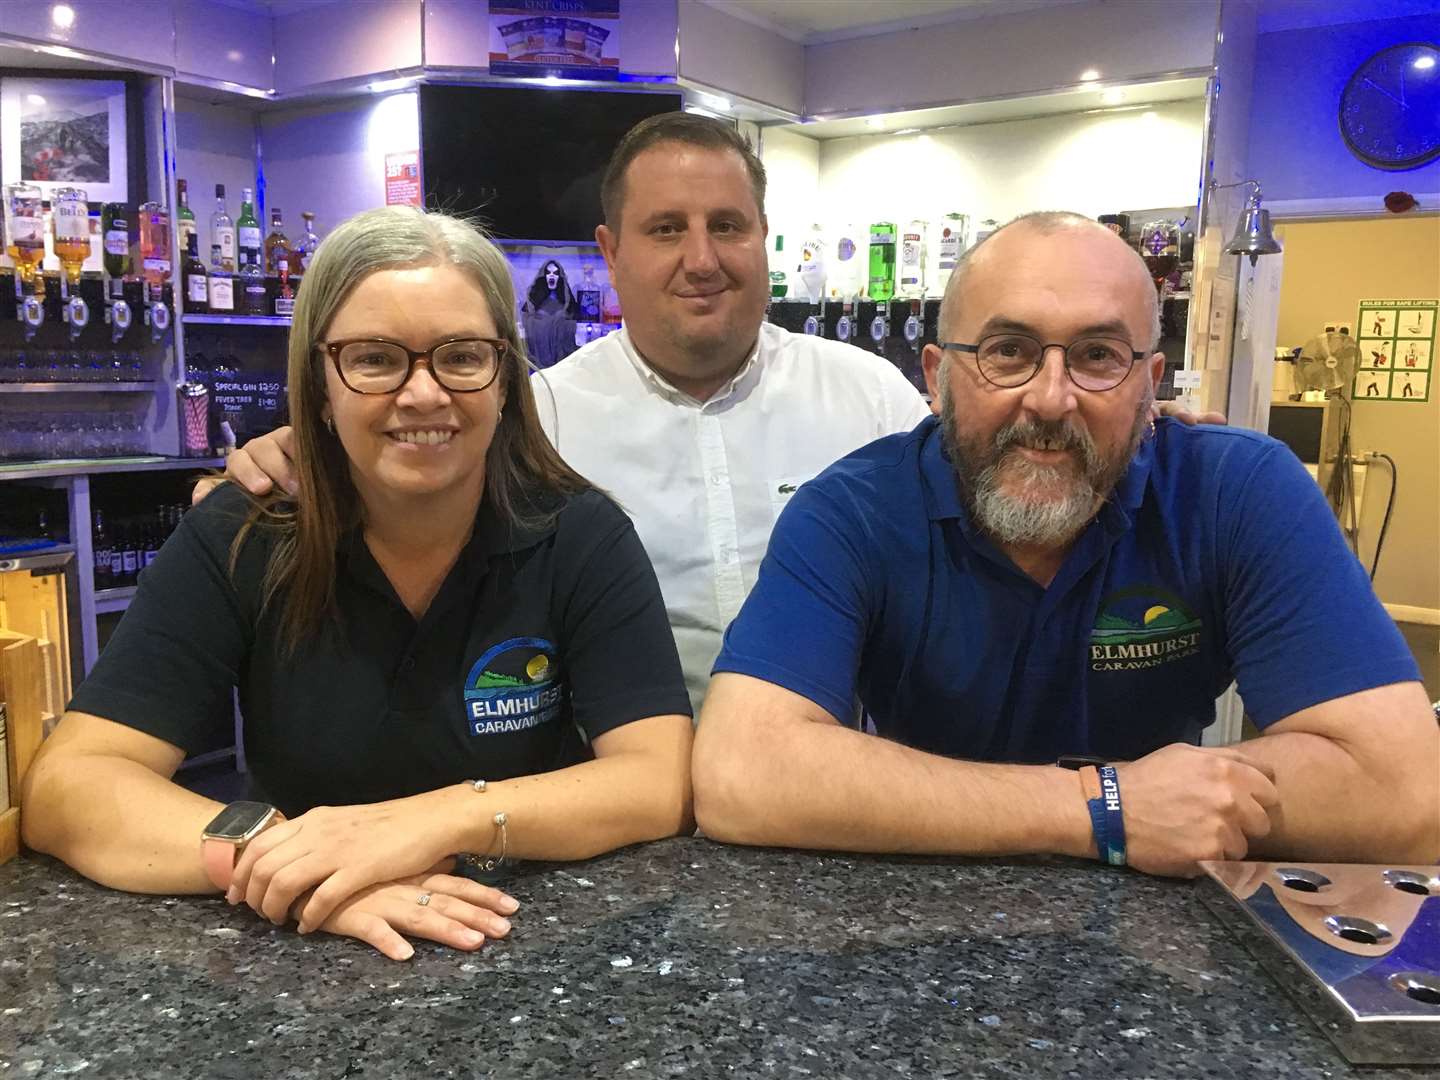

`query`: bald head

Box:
[938,212,1161,351]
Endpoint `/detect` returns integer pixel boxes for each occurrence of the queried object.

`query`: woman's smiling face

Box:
[320,262,506,505]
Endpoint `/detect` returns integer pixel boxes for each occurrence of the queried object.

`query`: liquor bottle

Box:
[934,212,968,293]
[577,264,601,321]
[4,183,48,299]
[182,231,209,315]
[92,510,112,590]
[176,179,197,258]
[796,224,826,303]
[239,258,267,316]
[138,202,171,304]
[768,233,788,299]
[142,508,164,567]
[210,184,235,272]
[601,280,622,323]
[867,222,896,302]
[119,524,139,586]
[898,219,926,298]
[51,187,92,298]
[264,208,290,276]
[827,224,863,301]
[208,267,235,313]
[236,188,262,270]
[296,211,320,272]
[101,202,130,299]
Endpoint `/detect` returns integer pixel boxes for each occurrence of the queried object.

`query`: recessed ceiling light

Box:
[1101,88,1126,105]
[1079,68,1100,82]
[865,117,884,129]
[1415,55,1436,70]
[50,4,75,29]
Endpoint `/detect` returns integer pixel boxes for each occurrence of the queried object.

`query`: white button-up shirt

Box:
[536,321,932,715]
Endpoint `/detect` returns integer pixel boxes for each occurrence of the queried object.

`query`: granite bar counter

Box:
[0,839,1427,1078]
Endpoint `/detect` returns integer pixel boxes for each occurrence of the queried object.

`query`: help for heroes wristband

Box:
[1095,765,1127,866]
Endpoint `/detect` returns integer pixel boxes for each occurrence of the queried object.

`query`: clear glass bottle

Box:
[297,211,320,272]
[210,184,235,272]
[898,218,926,298]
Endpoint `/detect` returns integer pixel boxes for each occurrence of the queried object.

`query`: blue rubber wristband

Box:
[1085,793,1110,862]
[1097,765,1127,866]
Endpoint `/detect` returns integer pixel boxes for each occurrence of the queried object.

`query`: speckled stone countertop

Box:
[0,839,1424,1079]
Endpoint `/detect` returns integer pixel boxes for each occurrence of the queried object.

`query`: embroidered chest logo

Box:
[463,637,565,736]
[1090,586,1202,672]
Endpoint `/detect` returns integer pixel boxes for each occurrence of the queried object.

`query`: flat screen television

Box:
[420,85,684,243]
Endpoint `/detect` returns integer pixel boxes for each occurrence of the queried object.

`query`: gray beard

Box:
[940,383,1151,549]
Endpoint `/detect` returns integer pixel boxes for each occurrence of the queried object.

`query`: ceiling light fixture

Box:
[50,4,75,29]
[1079,68,1100,82]
[1414,54,1436,70]
[865,117,885,129]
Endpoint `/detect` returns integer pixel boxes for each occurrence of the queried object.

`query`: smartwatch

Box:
[200,801,284,891]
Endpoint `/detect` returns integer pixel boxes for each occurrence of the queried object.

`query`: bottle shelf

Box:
[0,381,156,394]
[93,585,137,614]
[183,314,291,327]
[0,456,226,481]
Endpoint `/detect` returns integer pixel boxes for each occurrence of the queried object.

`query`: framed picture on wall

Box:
[0,77,129,203]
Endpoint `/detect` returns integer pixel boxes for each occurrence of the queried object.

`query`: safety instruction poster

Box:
[1354,298,1435,402]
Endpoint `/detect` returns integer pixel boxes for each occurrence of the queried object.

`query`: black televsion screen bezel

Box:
[419,85,684,244]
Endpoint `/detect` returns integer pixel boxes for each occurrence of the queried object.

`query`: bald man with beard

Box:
[694,211,1437,878]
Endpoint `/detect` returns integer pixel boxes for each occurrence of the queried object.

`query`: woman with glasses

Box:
[22,206,694,961]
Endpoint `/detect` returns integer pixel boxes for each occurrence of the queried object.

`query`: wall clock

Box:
[1338,42,1440,171]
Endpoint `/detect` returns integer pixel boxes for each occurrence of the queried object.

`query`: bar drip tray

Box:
[1202,861,1440,1065]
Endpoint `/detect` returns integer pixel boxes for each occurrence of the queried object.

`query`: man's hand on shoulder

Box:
[1154,400,1227,427]
[192,426,299,506]
[1113,743,1279,877]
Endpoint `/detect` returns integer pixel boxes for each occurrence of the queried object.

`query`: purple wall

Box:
[1247,12,1440,204]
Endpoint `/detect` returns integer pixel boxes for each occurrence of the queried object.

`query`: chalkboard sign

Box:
[209,371,287,446]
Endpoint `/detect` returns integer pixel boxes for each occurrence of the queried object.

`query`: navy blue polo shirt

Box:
[70,482,690,816]
[714,416,1418,762]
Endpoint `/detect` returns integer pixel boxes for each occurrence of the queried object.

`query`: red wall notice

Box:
[385,151,422,207]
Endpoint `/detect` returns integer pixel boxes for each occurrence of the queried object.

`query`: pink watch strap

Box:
[202,837,237,891]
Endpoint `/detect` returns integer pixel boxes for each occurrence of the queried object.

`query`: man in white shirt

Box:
[209,113,930,714]
[204,113,1208,714]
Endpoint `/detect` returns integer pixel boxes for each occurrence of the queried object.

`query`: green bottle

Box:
[236,187,262,270]
[768,233,789,298]
[867,222,896,302]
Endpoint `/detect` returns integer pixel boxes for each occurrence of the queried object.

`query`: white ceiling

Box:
[700,0,1087,44]
[782,75,1207,139]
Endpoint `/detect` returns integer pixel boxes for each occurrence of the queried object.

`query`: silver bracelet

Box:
[459,813,509,874]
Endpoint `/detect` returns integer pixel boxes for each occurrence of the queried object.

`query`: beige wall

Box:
[1273,216,1440,613]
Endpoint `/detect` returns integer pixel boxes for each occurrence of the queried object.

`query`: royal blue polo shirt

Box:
[713,416,1418,762]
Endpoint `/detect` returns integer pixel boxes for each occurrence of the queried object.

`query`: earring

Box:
[498,408,504,422]
[324,416,335,434]
[1146,415,1157,439]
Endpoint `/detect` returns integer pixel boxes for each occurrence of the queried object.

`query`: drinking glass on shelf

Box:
[1138,219,1181,299]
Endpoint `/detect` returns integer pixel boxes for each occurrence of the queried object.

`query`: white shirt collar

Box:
[616,324,764,408]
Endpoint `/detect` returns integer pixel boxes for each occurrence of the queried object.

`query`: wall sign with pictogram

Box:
[1353,299,1435,402]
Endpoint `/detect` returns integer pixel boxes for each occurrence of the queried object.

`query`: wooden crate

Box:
[0,629,45,866]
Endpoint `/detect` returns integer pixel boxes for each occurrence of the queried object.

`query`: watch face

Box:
[204,801,274,841]
[1339,42,1440,171]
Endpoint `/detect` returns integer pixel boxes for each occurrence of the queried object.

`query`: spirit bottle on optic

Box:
[138,202,172,303]
[867,222,896,302]
[51,186,92,300]
[5,183,47,299]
